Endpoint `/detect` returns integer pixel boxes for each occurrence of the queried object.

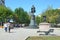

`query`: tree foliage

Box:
[36,16,41,25]
[14,7,30,24]
[0,6,13,22]
[41,7,60,24]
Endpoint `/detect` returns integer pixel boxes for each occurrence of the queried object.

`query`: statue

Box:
[31,5,36,13]
[29,5,37,28]
[43,16,46,22]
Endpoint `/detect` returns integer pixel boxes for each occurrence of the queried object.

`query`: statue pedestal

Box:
[39,22,50,31]
[29,19,38,29]
[29,15,38,29]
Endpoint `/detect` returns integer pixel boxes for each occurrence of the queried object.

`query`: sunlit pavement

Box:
[0,28,39,40]
[0,28,60,40]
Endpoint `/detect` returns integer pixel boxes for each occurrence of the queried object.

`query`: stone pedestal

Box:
[39,22,50,31]
[29,15,37,28]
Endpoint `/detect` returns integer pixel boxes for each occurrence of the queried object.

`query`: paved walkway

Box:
[0,28,60,40]
[0,28,39,40]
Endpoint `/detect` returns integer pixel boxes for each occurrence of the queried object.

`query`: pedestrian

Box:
[7,22,10,33]
[4,22,7,32]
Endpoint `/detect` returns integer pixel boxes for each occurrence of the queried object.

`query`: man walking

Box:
[7,22,10,33]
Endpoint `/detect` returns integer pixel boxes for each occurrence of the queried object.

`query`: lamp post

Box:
[29,5,37,28]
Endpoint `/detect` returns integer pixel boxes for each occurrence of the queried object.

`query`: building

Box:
[0,0,5,5]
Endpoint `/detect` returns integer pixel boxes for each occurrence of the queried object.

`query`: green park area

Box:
[0,5,60,27]
[26,36,60,40]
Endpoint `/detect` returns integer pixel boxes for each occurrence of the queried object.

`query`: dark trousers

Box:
[9,27,10,32]
[5,27,7,32]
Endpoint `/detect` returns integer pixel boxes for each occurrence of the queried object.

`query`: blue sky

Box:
[5,0,60,15]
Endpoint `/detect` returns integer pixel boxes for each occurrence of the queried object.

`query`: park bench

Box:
[37,22,54,35]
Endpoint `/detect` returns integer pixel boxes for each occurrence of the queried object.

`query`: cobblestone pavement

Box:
[0,28,60,40]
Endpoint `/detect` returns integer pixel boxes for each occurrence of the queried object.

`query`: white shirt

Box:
[4,23,8,27]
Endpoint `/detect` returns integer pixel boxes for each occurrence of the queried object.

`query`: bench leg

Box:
[45,31,49,35]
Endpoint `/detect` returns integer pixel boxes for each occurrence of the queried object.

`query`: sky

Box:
[5,0,60,15]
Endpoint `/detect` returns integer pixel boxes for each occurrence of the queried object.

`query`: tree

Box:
[0,6,13,26]
[36,16,40,25]
[14,7,30,24]
[41,6,60,24]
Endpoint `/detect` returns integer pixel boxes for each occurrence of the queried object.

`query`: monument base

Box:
[39,22,50,31]
[29,25,38,29]
[29,19,38,29]
[24,24,38,29]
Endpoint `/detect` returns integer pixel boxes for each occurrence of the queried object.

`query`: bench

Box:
[37,29,54,35]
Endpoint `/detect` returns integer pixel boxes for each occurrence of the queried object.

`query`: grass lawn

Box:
[26,36,60,40]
